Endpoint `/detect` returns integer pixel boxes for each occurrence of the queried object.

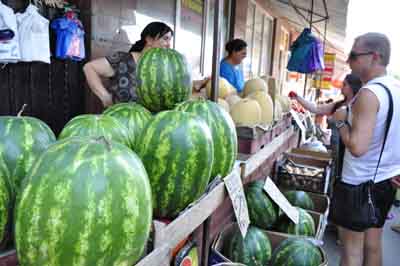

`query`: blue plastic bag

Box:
[287,28,324,73]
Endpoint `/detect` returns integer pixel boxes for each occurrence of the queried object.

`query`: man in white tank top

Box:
[331,33,400,266]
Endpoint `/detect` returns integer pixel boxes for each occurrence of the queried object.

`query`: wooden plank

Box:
[243,127,294,177]
[135,245,170,266]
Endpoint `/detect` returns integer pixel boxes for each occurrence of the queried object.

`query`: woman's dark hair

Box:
[332,73,363,113]
[129,22,173,52]
[225,39,247,56]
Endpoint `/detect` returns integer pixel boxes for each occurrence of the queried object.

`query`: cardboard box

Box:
[209,223,328,266]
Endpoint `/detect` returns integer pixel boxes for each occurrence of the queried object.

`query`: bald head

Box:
[355,32,391,66]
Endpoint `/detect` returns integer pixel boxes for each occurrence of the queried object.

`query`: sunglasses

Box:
[347,51,374,61]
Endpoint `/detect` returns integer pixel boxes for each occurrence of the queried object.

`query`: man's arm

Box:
[333,88,379,157]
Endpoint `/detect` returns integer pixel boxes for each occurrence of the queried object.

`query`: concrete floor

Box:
[323,206,400,266]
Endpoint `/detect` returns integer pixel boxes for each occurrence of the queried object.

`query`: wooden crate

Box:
[209,223,328,266]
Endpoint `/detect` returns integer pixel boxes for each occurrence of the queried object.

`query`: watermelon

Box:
[15,137,152,266]
[136,48,192,112]
[137,110,213,218]
[222,225,272,266]
[270,237,323,266]
[58,114,130,148]
[0,116,56,194]
[245,180,278,230]
[283,190,315,210]
[276,208,316,237]
[0,174,10,243]
[175,99,237,179]
[103,103,152,150]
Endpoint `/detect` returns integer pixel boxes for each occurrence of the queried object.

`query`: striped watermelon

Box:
[283,190,315,210]
[15,137,152,266]
[222,225,272,266]
[0,116,56,194]
[0,174,10,244]
[136,48,192,112]
[270,238,323,266]
[175,99,237,179]
[58,114,130,148]
[137,110,213,218]
[245,180,278,230]
[276,208,316,237]
[103,103,152,150]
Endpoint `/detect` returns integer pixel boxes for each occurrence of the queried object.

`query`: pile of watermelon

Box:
[220,224,323,266]
[0,48,240,264]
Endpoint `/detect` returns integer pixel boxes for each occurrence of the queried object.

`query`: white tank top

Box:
[342,75,400,185]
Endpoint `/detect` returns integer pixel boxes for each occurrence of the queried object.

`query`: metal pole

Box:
[210,0,223,102]
[303,0,314,97]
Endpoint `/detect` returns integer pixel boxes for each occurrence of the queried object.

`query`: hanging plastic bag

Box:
[51,12,85,61]
[0,2,21,63]
[16,4,51,63]
[287,28,324,73]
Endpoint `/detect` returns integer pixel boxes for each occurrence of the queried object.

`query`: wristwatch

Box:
[335,120,348,129]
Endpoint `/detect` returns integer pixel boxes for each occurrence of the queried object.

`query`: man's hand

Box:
[392,176,400,189]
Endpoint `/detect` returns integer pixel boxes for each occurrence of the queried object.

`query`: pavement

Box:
[323,206,400,266]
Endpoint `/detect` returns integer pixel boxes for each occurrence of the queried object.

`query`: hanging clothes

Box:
[0,2,21,63]
[16,4,51,64]
[287,28,325,74]
[50,12,85,61]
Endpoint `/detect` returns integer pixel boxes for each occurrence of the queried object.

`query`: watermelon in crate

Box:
[103,103,152,150]
[137,110,213,218]
[276,208,316,237]
[175,99,237,179]
[283,190,315,210]
[270,237,323,266]
[136,48,192,112]
[245,180,278,230]
[221,225,272,266]
[15,137,152,266]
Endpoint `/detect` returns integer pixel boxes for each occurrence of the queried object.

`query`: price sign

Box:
[224,171,250,238]
[290,109,306,143]
[263,177,299,224]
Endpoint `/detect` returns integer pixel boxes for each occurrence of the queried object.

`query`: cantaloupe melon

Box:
[206,77,236,99]
[225,94,242,107]
[230,99,262,127]
[218,98,230,113]
[276,95,291,113]
[247,91,274,126]
[274,100,283,121]
[242,78,268,97]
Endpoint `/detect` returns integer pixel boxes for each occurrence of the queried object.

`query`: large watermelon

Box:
[222,225,272,266]
[137,110,213,218]
[0,174,10,244]
[175,99,237,179]
[103,103,152,150]
[58,114,130,148]
[15,137,152,266]
[245,180,278,230]
[283,190,315,210]
[136,48,192,112]
[276,208,316,237]
[270,238,323,266]
[0,116,56,194]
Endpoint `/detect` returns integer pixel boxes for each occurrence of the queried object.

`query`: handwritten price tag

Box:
[263,177,299,224]
[224,171,250,238]
[290,109,306,143]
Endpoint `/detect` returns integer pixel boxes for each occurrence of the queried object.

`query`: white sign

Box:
[224,171,250,238]
[263,177,299,224]
[290,109,306,143]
